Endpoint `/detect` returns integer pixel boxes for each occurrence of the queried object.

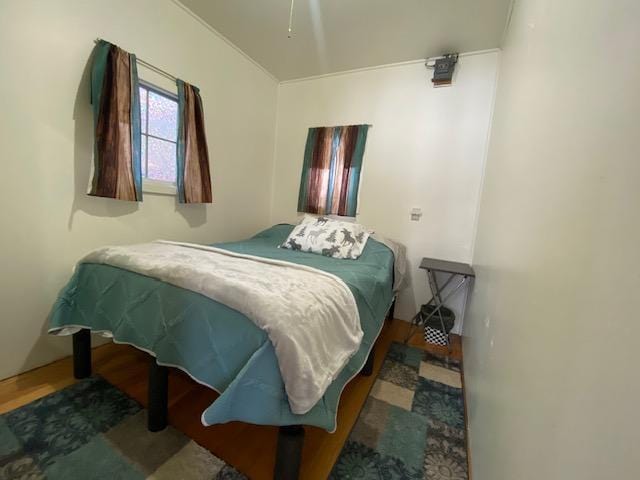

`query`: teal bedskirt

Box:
[48,225,394,431]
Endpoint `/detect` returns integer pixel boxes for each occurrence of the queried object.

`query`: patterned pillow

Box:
[281,215,370,259]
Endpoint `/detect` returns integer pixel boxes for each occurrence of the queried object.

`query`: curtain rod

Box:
[94,38,177,83]
[312,124,373,128]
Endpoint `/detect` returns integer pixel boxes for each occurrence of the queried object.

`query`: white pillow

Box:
[282,215,370,259]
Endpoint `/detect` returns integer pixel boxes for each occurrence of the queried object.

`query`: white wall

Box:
[463,0,640,478]
[271,53,499,328]
[0,0,278,380]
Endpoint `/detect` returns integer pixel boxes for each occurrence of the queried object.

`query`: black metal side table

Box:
[406,257,476,349]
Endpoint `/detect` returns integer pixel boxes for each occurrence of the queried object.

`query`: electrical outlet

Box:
[410,207,422,221]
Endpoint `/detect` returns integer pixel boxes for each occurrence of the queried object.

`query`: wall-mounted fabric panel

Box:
[177,80,212,204]
[297,124,368,217]
[89,40,142,201]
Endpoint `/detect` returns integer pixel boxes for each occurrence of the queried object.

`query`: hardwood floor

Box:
[0,320,462,479]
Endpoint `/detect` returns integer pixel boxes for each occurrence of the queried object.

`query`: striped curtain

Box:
[89,40,142,201]
[297,125,369,217]
[176,80,212,204]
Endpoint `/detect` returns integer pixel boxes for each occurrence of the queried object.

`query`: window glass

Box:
[139,87,147,134]
[147,137,177,183]
[139,84,178,184]
[148,91,178,141]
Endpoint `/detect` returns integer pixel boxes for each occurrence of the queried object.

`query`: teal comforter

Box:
[48,225,394,431]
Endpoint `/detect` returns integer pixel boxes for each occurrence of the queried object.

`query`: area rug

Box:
[330,342,468,480]
[0,376,245,480]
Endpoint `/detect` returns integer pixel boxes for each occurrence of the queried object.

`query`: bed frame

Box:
[71,301,394,479]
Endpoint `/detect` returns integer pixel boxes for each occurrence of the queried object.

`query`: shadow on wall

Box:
[396,266,418,321]
[174,197,207,228]
[68,48,139,231]
[15,310,111,387]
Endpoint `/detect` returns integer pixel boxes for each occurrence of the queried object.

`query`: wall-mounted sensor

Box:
[410,207,423,221]
[426,53,458,87]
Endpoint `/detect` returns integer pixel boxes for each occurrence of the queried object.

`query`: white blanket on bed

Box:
[81,240,362,414]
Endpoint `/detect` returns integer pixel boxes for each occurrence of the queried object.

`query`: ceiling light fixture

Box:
[288,0,295,38]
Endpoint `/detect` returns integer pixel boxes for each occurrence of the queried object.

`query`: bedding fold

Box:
[70,240,363,414]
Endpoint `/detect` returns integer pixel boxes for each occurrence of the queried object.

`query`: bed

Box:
[48,223,398,479]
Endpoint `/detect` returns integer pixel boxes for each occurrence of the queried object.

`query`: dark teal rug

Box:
[330,342,468,480]
[0,376,244,480]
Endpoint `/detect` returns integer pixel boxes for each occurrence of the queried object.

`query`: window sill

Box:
[143,180,176,196]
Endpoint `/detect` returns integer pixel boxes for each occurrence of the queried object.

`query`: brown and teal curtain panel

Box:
[297,125,369,217]
[89,40,142,201]
[176,80,212,204]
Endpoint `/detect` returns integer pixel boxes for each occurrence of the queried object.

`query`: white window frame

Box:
[139,80,178,196]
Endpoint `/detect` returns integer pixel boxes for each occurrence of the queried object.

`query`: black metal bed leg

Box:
[72,329,91,379]
[274,425,304,480]
[386,298,396,322]
[360,348,375,377]
[148,359,168,432]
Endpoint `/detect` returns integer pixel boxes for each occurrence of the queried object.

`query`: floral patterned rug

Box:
[1,345,466,480]
[330,342,468,480]
[0,376,245,480]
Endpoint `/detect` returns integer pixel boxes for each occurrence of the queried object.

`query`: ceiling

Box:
[178,0,512,81]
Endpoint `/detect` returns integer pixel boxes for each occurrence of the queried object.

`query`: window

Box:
[139,81,178,192]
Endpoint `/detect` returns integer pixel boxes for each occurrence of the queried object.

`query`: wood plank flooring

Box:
[0,320,462,479]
